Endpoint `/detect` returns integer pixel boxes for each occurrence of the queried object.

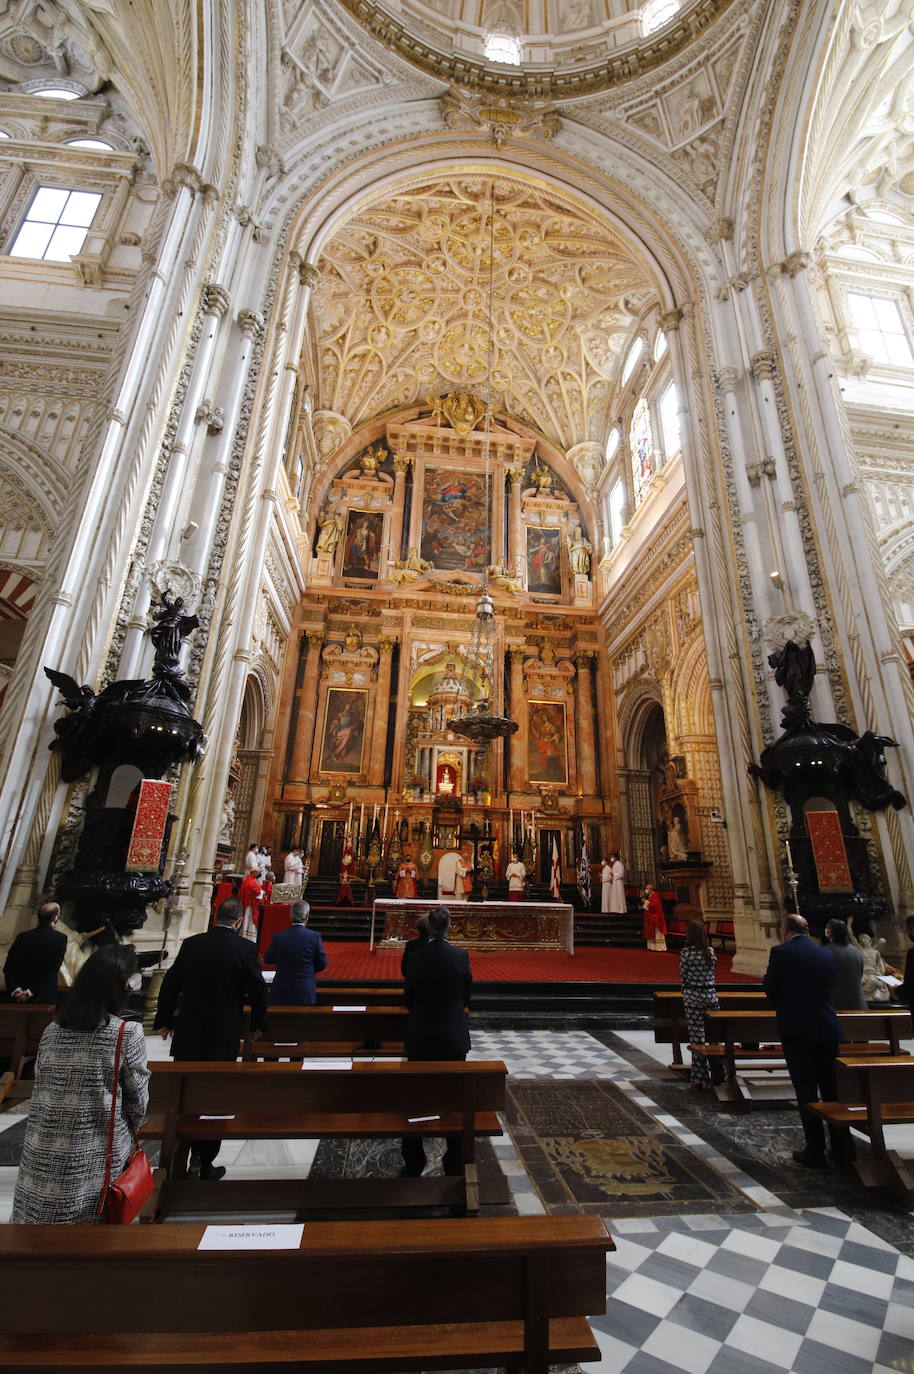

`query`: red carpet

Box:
[317,943,760,985]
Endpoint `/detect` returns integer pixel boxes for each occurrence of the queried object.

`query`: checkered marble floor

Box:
[470,1028,914,1373]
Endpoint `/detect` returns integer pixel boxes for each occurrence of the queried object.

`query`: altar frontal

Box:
[372,898,574,954]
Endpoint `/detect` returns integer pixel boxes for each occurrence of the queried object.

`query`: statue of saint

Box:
[315,501,343,555]
[567,523,592,577]
[150,590,199,681]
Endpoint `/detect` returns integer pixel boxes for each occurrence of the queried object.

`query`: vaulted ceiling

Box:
[311,171,657,454]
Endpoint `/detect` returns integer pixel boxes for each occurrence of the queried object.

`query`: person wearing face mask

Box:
[11,944,149,1223]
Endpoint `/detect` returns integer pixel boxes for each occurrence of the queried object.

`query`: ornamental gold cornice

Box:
[335,0,737,100]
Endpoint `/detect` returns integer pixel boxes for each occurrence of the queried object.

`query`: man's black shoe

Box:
[200,1164,227,1181]
[792,1150,828,1169]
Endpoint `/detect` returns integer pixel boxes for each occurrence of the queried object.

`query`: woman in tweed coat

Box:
[12,944,149,1224]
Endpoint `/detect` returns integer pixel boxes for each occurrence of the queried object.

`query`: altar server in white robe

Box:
[607,853,626,915]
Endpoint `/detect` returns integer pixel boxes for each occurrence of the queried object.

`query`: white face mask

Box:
[127,972,143,991]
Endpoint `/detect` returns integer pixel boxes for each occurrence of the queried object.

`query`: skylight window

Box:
[605,427,620,460]
[67,138,114,151]
[9,186,101,262]
[642,0,679,36]
[32,86,81,100]
[484,32,522,64]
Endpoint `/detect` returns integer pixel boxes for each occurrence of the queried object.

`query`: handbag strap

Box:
[97,1018,128,1214]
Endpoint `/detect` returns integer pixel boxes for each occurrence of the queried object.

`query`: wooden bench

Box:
[244,1005,408,1060]
[653,989,767,1067]
[811,1054,914,1195]
[0,1002,56,1106]
[696,1008,911,1104]
[141,1058,508,1219]
[313,983,404,1006]
[0,1215,613,1373]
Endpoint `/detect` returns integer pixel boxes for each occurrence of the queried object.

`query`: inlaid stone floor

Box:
[0,1024,912,1373]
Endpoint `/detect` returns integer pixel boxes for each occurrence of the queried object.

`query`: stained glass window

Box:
[630,397,654,504]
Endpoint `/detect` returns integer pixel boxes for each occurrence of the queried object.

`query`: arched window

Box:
[621,336,643,385]
[605,427,620,460]
[630,397,654,504]
[642,0,679,36]
[484,32,522,64]
[653,330,668,361]
[659,382,680,457]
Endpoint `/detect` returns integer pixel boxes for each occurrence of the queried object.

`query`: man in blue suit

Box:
[763,912,850,1168]
[264,900,328,1005]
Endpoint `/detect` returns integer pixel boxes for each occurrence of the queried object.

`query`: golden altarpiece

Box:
[263,392,618,887]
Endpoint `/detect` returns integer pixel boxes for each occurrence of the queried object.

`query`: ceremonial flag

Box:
[577,838,591,909]
[550,836,561,900]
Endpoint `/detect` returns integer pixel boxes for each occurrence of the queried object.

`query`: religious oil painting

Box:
[341,510,383,579]
[526,527,562,594]
[420,468,489,572]
[527,701,568,785]
[319,688,367,774]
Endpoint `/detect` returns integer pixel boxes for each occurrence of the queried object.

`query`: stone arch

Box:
[670,628,714,741]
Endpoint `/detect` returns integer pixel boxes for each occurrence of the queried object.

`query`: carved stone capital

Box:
[659,308,682,333]
[716,367,739,392]
[165,162,204,196]
[378,635,398,653]
[509,647,526,665]
[779,250,810,278]
[195,399,224,435]
[507,466,526,486]
[750,351,777,381]
[237,309,265,341]
[763,612,816,651]
[203,283,231,317]
[393,453,412,474]
[574,649,595,668]
[746,457,777,486]
[255,144,284,180]
[299,262,321,289]
[306,630,324,650]
[715,216,734,242]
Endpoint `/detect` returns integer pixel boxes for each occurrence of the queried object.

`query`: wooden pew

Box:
[141,1058,508,1219]
[245,1004,407,1060]
[0,1002,56,1105]
[313,983,405,1006]
[697,1008,911,1104]
[811,1054,914,1195]
[0,1216,614,1374]
[653,989,767,1067]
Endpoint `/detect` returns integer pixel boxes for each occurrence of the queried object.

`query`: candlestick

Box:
[359,802,365,834]
[348,801,353,832]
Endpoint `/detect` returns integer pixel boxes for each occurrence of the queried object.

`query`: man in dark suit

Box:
[263,899,328,1005]
[763,912,850,1168]
[401,905,472,1177]
[3,902,67,1004]
[154,896,268,1179]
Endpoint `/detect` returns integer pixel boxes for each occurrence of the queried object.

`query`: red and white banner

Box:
[126,780,172,871]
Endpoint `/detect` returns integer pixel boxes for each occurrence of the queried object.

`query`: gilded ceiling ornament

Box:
[440,86,561,148]
[426,389,487,436]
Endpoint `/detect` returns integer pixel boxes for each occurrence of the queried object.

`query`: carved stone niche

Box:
[657,769,703,862]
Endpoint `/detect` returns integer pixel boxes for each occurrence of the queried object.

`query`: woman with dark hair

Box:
[679,919,719,1089]
[12,944,149,1223]
[825,918,866,1010]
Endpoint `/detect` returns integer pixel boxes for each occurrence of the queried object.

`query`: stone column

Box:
[491,468,506,566]
[289,632,324,782]
[574,651,598,796]
[386,455,411,571]
[506,467,525,577]
[368,636,397,785]
[508,648,527,793]
[592,647,613,799]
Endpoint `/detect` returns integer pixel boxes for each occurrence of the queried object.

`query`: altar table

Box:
[371,898,574,955]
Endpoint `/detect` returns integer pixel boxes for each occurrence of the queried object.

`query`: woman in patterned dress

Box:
[679,919,719,1089]
[12,944,149,1223]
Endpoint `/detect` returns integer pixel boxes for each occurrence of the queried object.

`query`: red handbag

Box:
[97,1018,153,1225]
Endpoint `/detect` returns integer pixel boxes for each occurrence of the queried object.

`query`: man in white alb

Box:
[283,847,304,888]
[505,851,527,901]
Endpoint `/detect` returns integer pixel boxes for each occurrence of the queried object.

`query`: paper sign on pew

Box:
[199,1224,304,1251]
[332,1004,366,1011]
[300,1057,352,1070]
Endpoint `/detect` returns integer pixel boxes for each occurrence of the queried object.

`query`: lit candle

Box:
[785,838,793,869]
[359,802,365,833]
[509,806,514,837]
[348,801,353,832]
[382,802,389,838]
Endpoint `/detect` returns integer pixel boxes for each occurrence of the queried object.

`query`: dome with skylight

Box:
[335,0,735,97]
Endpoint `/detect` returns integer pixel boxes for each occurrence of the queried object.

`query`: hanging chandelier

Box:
[448,182,519,746]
